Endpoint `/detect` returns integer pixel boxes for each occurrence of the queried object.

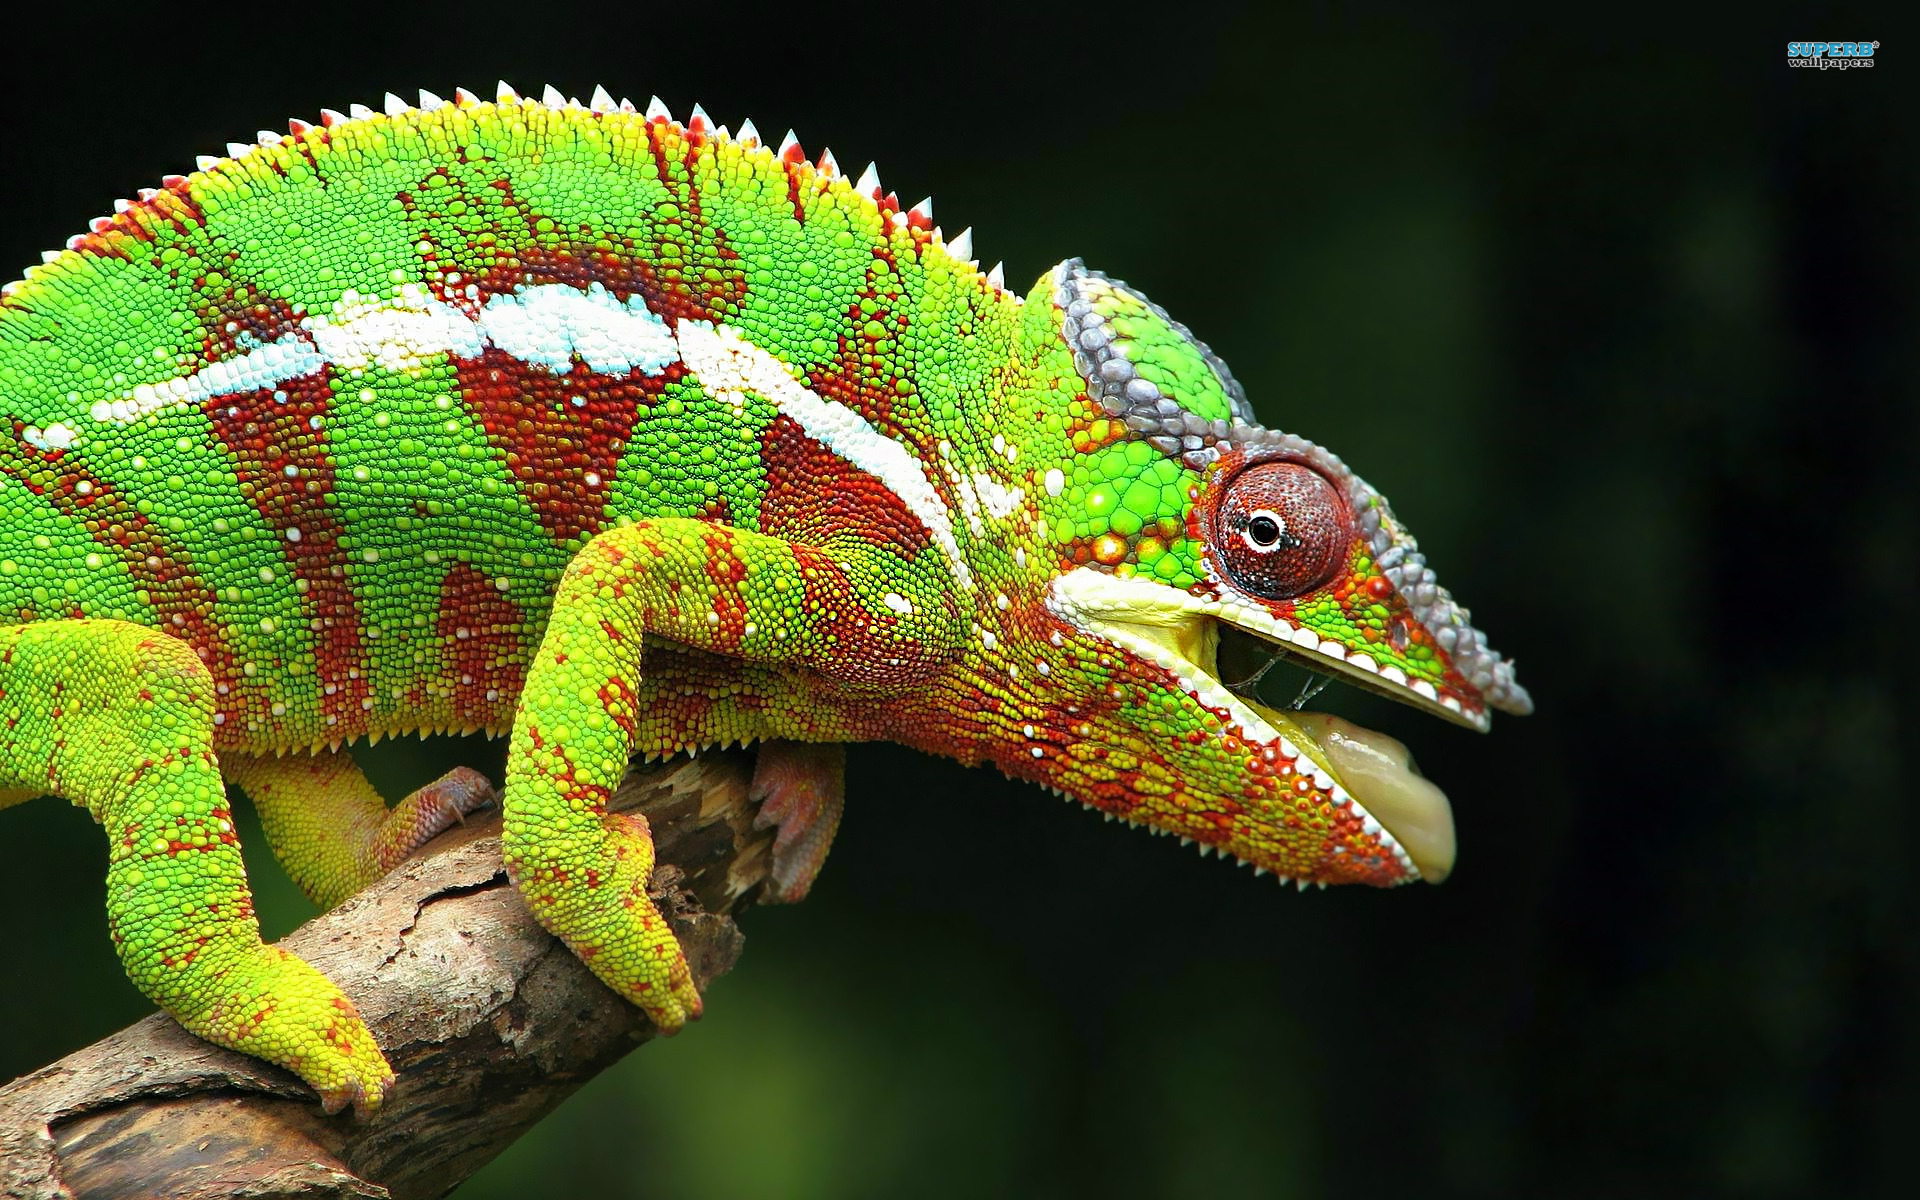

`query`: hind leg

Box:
[0,620,392,1116]
[750,741,846,903]
[227,750,496,909]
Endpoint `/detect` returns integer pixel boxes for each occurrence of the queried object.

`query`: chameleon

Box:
[0,83,1531,1118]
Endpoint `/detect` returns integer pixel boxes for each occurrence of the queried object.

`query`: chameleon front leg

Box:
[0,620,392,1116]
[226,750,496,909]
[505,517,958,1029]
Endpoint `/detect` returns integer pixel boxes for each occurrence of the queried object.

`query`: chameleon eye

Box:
[1213,462,1353,599]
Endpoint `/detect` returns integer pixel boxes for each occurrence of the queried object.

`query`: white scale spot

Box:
[23,422,76,451]
[971,472,1026,520]
[1044,468,1065,497]
[882,592,914,615]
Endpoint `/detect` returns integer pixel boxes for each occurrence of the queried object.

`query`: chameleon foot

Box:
[229,752,499,909]
[505,807,702,1032]
[750,741,846,903]
[500,518,944,1030]
[0,621,397,1116]
[177,944,395,1119]
[374,765,499,863]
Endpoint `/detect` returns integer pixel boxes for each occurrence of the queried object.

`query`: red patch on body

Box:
[204,377,369,734]
[801,250,916,436]
[781,157,808,223]
[434,562,529,729]
[456,348,684,544]
[756,415,931,557]
[696,526,750,649]
[401,147,748,329]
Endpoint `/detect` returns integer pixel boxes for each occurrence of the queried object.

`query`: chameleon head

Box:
[1013,261,1532,887]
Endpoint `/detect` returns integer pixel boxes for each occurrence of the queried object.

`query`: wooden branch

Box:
[0,751,771,1200]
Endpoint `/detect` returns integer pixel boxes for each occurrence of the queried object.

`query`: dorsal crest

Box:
[2,83,1011,303]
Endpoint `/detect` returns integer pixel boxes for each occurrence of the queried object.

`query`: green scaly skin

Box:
[0,84,1531,1116]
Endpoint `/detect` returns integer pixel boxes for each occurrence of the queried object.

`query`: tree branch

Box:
[0,751,770,1199]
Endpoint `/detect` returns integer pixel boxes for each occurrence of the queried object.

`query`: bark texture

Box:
[0,751,769,1199]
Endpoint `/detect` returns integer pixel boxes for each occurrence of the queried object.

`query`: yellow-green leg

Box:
[0,620,392,1117]
[504,517,959,1030]
[227,750,497,909]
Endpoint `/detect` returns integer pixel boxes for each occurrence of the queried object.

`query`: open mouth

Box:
[1230,652,1457,884]
[1048,568,1484,884]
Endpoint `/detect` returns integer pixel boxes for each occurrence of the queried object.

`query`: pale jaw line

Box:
[1056,566,1486,732]
[1047,567,1421,881]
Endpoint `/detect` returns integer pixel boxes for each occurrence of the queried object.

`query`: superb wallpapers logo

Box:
[1787,41,1878,69]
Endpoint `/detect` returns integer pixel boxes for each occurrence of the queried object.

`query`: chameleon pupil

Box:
[1249,514,1283,547]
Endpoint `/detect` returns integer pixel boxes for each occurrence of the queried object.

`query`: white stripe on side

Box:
[80,281,973,589]
[675,320,972,589]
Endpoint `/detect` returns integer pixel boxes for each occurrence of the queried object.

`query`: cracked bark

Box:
[0,751,770,1200]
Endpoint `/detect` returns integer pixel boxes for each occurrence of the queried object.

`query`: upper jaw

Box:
[1051,567,1497,731]
[1192,437,1534,723]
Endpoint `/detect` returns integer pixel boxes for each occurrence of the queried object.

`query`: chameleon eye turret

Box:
[1209,461,1352,599]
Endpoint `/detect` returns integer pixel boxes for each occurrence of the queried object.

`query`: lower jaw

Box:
[1051,601,1458,884]
[1248,702,1458,883]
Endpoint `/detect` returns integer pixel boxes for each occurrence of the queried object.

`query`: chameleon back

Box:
[0,96,1021,752]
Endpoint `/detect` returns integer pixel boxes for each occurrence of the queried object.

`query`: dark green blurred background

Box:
[1,4,1909,1197]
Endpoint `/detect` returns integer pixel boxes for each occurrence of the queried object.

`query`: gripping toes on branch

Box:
[751,740,847,904]
[504,796,703,1030]
[498,522,736,1030]
[229,750,499,910]
[172,945,395,1119]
